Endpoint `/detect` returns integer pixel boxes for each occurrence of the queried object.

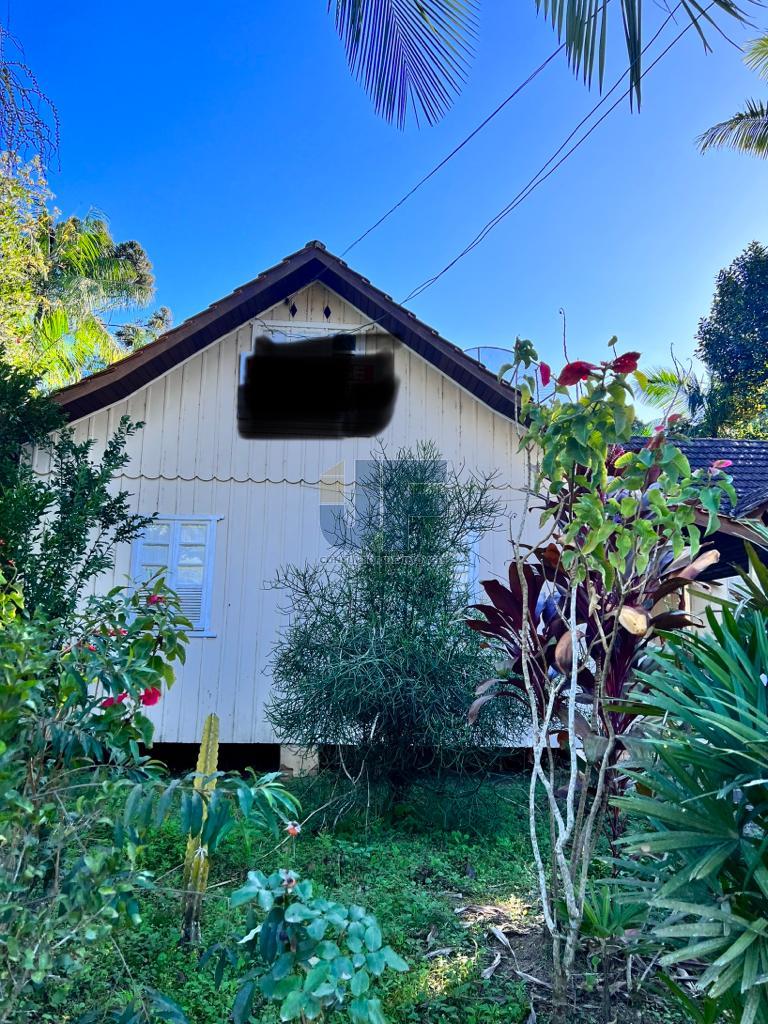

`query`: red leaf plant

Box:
[467,530,720,846]
[610,352,640,374]
[557,361,598,386]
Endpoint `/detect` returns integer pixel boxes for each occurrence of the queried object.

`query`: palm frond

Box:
[26,212,156,385]
[332,0,478,128]
[698,99,768,157]
[641,366,706,418]
[641,367,687,409]
[72,312,125,369]
[744,33,768,81]
[535,0,747,107]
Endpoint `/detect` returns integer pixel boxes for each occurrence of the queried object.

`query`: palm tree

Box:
[642,366,711,429]
[1,159,166,387]
[330,1,747,129]
[30,214,158,387]
[698,35,768,157]
[640,366,768,438]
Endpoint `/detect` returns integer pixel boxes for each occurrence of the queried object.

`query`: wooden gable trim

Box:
[51,242,522,424]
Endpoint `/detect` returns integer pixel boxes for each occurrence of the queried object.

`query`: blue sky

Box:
[14,0,768,376]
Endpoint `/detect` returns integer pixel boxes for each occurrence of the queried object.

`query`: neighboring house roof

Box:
[628,436,768,581]
[51,241,522,423]
[676,438,768,518]
[631,436,768,518]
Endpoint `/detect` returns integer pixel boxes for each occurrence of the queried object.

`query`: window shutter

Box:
[172,520,211,630]
[132,517,216,633]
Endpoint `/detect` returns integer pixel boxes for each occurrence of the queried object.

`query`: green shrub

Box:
[616,600,768,1023]
[267,441,522,796]
[205,868,409,1023]
[0,572,299,1024]
[0,360,150,621]
[0,575,189,1022]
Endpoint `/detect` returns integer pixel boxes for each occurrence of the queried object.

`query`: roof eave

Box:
[51,243,522,425]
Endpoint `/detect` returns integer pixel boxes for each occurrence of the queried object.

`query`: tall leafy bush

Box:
[0,360,150,620]
[0,573,300,1024]
[467,340,731,1018]
[267,441,519,795]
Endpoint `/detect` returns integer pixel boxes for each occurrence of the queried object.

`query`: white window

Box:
[131,515,219,636]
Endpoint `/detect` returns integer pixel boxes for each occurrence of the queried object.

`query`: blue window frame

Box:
[130,515,219,636]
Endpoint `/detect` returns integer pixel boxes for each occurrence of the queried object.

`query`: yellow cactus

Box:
[180,712,219,944]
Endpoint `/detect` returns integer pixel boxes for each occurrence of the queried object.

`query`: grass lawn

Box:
[32,775,679,1024]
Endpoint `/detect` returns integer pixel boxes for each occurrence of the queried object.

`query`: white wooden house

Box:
[46,242,768,758]
[47,242,534,752]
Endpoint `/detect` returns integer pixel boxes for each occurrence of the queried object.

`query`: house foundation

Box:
[279,745,319,777]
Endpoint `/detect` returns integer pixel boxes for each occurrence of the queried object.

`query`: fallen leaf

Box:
[481,952,502,980]
[515,969,552,990]
[489,925,512,951]
[425,947,454,960]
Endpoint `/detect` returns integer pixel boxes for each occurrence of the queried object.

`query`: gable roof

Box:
[52,241,521,424]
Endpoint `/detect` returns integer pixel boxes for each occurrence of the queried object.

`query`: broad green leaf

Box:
[284,902,315,923]
[232,980,255,1024]
[304,961,330,993]
[351,969,370,996]
[382,945,409,972]
[280,990,305,1021]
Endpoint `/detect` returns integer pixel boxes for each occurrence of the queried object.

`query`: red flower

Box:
[610,352,641,374]
[86,643,97,652]
[710,459,733,471]
[147,594,165,606]
[539,362,551,387]
[101,691,128,708]
[667,413,682,425]
[140,687,162,706]
[557,361,598,386]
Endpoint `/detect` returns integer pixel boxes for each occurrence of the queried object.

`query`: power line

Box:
[282,3,697,346]
[341,43,566,258]
[402,5,690,303]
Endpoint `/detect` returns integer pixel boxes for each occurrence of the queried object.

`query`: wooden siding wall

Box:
[35,285,531,743]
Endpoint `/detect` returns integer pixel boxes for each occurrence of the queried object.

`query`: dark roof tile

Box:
[631,436,768,517]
